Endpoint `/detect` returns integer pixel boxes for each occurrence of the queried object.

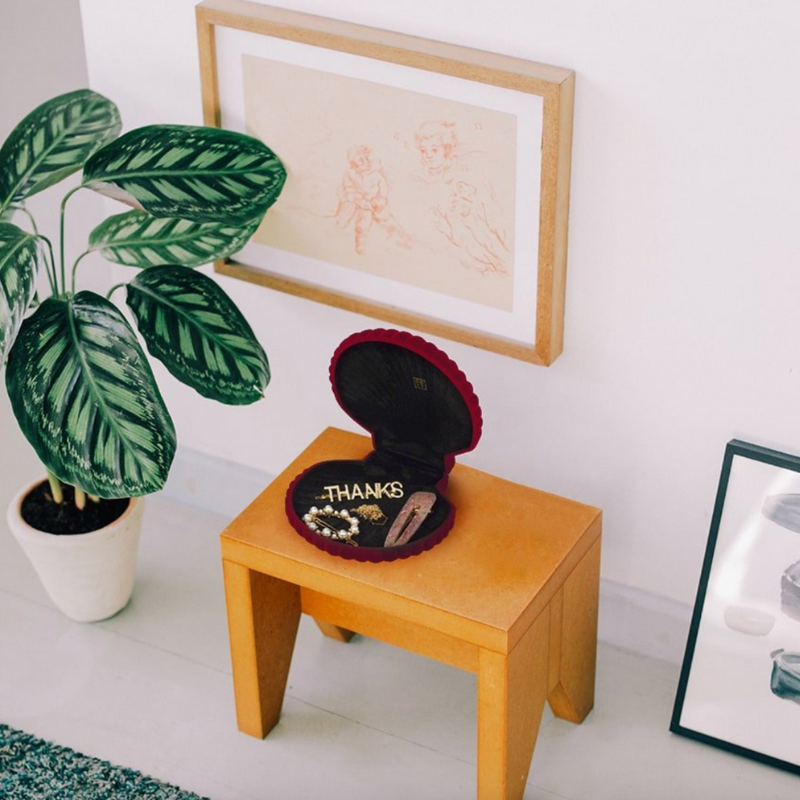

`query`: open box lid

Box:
[329,329,482,480]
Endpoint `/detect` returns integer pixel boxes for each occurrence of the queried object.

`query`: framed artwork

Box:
[196,0,574,365]
[672,439,800,776]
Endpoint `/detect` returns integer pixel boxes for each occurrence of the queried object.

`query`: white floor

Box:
[1,497,799,800]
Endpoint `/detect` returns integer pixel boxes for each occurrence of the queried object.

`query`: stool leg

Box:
[477,611,549,800]
[314,619,356,642]
[222,560,301,738]
[547,538,601,723]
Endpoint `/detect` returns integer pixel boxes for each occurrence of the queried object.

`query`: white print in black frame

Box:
[672,439,800,776]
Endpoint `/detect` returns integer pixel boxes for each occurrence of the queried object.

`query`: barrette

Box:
[384,492,436,547]
[303,505,360,546]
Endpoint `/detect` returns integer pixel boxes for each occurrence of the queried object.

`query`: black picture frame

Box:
[671,439,800,776]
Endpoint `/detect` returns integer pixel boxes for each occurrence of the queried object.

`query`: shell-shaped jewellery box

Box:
[285,328,482,562]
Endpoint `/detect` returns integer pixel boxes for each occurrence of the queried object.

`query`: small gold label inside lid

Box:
[413,377,427,390]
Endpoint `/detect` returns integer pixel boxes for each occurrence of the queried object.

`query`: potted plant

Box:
[0,89,286,621]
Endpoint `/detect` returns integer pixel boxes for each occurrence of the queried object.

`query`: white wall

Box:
[78,0,800,606]
[0,0,103,514]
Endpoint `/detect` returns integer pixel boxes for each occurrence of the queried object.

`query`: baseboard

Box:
[598,578,690,665]
[163,447,692,665]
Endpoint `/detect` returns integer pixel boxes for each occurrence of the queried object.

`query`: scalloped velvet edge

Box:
[328,328,483,476]
[285,465,455,562]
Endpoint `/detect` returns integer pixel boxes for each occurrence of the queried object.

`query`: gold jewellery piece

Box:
[350,504,389,525]
[303,505,361,546]
[384,492,437,547]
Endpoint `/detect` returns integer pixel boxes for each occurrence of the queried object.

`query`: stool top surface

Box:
[221,427,601,650]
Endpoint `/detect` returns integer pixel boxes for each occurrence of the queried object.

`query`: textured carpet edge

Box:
[0,724,211,800]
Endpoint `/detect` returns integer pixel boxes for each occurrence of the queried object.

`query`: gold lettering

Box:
[319,482,405,503]
[322,486,337,502]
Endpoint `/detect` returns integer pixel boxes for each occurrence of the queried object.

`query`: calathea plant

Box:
[0,89,286,511]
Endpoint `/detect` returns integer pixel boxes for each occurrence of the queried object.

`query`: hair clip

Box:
[384,492,436,547]
[303,505,360,546]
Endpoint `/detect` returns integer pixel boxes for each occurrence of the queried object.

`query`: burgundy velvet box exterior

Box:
[285,328,482,562]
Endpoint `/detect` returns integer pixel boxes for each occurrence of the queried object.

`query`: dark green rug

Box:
[0,725,210,799]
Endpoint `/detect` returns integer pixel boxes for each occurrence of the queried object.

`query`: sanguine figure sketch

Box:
[412,120,509,275]
[433,181,509,275]
[243,53,518,311]
[414,121,459,182]
[335,145,410,254]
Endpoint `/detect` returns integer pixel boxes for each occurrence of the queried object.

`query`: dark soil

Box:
[20,481,129,535]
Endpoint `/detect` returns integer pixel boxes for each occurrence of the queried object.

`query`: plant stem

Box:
[71,250,90,295]
[10,204,39,236]
[38,235,58,297]
[106,282,125,300]
[74,487,86,511]
[59,186,82,297]
[46,470,64,504]
[9,205,52,295]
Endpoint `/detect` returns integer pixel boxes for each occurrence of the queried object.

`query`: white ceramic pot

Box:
[6,479,144,622]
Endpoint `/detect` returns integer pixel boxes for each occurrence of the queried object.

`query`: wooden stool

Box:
[221,427,602,800]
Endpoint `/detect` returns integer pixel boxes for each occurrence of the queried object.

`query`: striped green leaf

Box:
[5,292,176,498]
[0,90,121,211]
[0,223,42,363]
[88,210,262,268]
[82,125,286,224]
[126,266,269,405]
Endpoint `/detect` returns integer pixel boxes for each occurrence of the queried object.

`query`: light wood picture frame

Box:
[196,0,574,365]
